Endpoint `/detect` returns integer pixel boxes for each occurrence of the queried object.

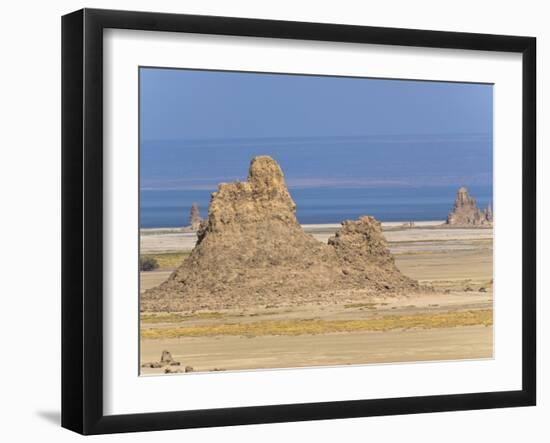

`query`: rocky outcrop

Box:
[188,202,202,231]
[160,350,178,365]
[328,216,417,290]
[142,156,421,311]
[446,187,492,226]
[482,204,493,223]
[141,350,181,368]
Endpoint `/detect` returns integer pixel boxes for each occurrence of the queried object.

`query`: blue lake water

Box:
[140,185,493,228]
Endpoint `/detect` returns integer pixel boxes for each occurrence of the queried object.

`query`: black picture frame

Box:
[61,8,536,435]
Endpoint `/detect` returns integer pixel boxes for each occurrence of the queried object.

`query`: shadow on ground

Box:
[36,410,60,426]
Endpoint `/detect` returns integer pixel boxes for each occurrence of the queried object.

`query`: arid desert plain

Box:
[140,221,493,374]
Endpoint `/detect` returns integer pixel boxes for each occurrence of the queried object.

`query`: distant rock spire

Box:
[482,204,493,223]
[188,202,202,231]
[446,187,492,226]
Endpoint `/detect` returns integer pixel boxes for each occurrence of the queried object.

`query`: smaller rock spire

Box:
[188,202,202,231]
[446,187,492,226]
[482,204,493,223]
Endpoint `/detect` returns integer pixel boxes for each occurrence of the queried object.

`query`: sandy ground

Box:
[139,223,493,374]
[141,326,492,374]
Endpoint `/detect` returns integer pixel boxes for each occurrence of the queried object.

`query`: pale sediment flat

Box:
[139,221,493,373]
[140,231,198,254]
[140,325,492,374]
[140,270,172,292]
[140,220,454,254]
[385,227,492,244]
[382,220,444,227]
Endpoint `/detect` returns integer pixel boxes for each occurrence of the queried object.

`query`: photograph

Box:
[53,4,538,436]
[138,67,494,375]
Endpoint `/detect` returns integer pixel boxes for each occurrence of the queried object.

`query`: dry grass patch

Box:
[141,309,493,339]
[344,302,378,309]
[141,311,224,324]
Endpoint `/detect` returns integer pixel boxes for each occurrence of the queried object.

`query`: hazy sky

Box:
[140,67,493,190]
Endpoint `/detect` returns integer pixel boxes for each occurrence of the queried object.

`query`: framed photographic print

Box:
[61,8,536,435]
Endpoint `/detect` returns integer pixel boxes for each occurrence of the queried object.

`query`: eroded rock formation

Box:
[142,156,420,311]
[141,350,181,368]
[188,202,202,231]
[446,187,492,226]
[482,204,493,223]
